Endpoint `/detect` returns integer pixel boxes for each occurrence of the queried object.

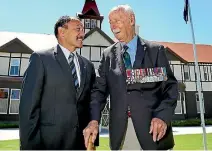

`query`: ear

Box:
[129,14,135,26]
[58,27,65,38]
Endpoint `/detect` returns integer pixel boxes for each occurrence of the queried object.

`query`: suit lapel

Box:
[54,45,76,94]
[76,54,87,100]
[113,42,127,79]
[133,37,147,68]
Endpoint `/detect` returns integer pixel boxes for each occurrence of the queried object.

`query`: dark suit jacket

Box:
[19,45,98,150]
[90,37,178,150]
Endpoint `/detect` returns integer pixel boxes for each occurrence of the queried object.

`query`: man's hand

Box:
[83,120,99,148]
[149,118,167,142]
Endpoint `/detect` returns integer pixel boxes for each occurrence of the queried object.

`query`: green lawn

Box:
[0,134,211,150]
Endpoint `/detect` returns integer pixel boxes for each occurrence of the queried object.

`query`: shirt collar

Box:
[120,35,138,51]
[59,44,78,60]
[126,35,138,52]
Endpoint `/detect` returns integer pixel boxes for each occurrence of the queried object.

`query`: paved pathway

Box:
[0,126,212,140]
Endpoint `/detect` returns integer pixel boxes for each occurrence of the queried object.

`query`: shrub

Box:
[172,119,212,126]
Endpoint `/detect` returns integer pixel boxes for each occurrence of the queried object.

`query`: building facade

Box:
[161,43,212,120]
[0,0,212,128]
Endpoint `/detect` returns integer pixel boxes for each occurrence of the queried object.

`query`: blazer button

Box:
[127,92,131,94]
[74,124,79,129]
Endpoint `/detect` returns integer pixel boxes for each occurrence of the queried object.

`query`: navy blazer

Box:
[19,45,98,150]
[90,37,178,150]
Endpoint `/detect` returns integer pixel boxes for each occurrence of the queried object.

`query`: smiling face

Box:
[58,19,84,51]
[109,8,135,43]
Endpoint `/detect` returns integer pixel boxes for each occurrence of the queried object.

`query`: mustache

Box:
[77,36,84,39]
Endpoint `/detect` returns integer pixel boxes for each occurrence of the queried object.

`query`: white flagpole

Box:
[187,0,207,150]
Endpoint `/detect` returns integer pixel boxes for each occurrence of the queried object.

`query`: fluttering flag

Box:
[183,0,189,23]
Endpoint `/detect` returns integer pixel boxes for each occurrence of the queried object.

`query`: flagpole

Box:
[187,0,207,150]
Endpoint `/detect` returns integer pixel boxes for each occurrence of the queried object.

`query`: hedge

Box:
[172,118,212,126]
[0,119,212,128]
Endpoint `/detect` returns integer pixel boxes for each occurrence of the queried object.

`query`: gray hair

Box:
[109,4,135,16]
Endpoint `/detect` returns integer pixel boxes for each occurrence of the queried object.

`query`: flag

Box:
[183,0,189,23]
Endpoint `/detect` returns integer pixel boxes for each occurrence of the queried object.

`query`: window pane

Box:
[10,89,21,114]
[181,92,185,101]
[11,58,20,66]
[177,92,180,101]
[91,47,100,61]
[0,57,10,75]
[175,101,182,114]
[11,89,20,100]
[91,19,96,28]
[20,58,29,76]
[10,66,19,76]
[0,88,9,99]
[85,19,90,28]
[81,47,90,60]
[184,65,189,71]
[0,88,9,114]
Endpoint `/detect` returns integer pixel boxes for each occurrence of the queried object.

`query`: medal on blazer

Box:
[125,67,167,84]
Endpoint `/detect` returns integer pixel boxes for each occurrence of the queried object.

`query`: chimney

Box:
[135,24,139,35]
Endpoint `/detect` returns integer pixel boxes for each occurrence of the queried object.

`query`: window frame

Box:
[9,58,21,76]
[0,88,9,114]
[9,88,21,114]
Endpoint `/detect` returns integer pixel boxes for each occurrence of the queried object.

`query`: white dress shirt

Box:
[59,44,81,86]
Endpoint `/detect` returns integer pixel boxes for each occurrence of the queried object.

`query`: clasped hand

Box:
[83,120,99,148]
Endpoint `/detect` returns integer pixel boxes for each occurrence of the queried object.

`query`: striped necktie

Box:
[68,53,79,91]
[123,45,132,69]
[123,45,132,117]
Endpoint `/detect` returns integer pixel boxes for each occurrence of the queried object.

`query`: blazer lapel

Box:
[54,45,76,94]
[133,37,147,68]
[112,42,127,79]
[76,54,87,100]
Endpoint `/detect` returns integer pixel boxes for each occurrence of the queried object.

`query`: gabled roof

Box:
[84,27,114,44]
[0,37,33,53]
[0,31,57,51]
[155,41,212,63]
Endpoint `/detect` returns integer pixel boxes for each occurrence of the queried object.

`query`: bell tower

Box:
[77,0,104,34]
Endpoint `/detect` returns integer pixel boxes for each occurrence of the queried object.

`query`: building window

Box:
[170,65,174,73]
[210,66,212,81]
[85,19,90,28]
[184,65,190,81]
[81,46,90,60]
[0,88,9,114]
[9,58,20,76]
[203,66,209,81]
[9,89,21,114]
[175,92,186,114]
[91,19,96,28]
[91,47,101,61]
[195,92,205,113]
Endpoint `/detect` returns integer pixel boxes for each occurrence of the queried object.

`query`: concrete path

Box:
[0,126,212,140]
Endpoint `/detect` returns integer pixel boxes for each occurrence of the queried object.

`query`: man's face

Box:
[109,10,135,42]
[61,20,85,49]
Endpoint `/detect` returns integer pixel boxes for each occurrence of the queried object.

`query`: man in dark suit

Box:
[84,4,178,150]
[19,16,98,150]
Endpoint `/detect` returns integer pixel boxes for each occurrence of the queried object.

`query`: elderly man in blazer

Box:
[84,4,178,150]
[19,16,98,150]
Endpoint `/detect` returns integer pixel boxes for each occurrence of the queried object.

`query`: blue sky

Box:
[0,0,211,45]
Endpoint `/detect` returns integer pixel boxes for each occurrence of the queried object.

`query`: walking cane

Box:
[87,135,96,151]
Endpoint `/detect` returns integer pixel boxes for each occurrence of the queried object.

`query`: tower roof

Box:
[81,0,100,16]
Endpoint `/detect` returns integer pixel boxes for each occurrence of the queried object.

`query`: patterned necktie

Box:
[123,45,132,69]
[68,53,79,91]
